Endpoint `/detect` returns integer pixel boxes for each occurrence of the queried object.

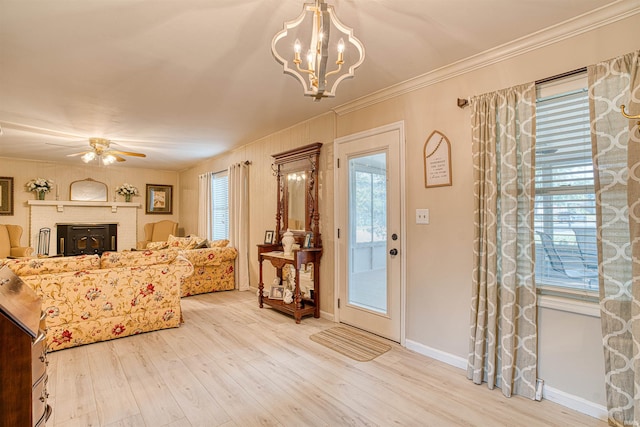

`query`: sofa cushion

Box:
[167,234,205,250]
[147,241,169,250]
[178,247,238,266]
[2,254,101,276]
[194,239,209,249]
[100,249,180,268]
[209,239,229,248]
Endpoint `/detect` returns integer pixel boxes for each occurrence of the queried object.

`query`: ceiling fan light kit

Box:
[271,0,365,101]
[71,137,146,165]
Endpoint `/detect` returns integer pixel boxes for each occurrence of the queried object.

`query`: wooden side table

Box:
[257,244,322,323]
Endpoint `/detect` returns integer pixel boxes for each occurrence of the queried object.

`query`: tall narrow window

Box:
[211,171,229,240]
[534,73,597,292]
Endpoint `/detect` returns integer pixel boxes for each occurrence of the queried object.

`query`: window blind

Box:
[211,171,229,240]
[534,81,598,292]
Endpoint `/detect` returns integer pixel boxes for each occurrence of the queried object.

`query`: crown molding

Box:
[333,1,640,116]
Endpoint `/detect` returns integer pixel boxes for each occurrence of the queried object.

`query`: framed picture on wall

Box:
[0,177,14,216]
[146,184,173,214]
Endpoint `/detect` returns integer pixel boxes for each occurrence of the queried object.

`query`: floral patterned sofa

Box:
[142,235,238,296]
[1,250,192,351]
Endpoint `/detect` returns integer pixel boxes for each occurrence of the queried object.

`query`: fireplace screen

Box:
[57,224,117,256]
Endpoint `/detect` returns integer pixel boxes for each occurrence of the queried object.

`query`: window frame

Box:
[533,72,599,301]
[211,170,229,241]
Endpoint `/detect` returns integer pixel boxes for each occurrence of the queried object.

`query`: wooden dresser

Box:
[0,266,52,427]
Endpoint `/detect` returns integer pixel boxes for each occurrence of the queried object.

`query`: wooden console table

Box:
[258,244,322,323]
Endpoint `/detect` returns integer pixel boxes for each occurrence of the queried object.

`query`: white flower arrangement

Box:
[115,183,139,196]
[26,177,54,193]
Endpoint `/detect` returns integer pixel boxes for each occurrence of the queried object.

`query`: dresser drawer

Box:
[32,330,48,382]
[34,404,52,427]
[32,374,48,426]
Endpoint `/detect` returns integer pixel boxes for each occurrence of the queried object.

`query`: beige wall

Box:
[178,112,336,315]
[334,14,639,408]
[0,157,179,248]
[179,14,639,411]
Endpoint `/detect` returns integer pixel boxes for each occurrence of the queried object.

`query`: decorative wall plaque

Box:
[424,130,452,188]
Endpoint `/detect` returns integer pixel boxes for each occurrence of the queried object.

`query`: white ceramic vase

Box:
[283,289,294,304]
[282,229,295,255]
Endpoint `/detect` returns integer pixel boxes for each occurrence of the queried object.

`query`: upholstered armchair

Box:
[0,224,34,258]
[136,220,178,249]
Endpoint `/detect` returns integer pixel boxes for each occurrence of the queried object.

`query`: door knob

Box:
[389,248,398,256]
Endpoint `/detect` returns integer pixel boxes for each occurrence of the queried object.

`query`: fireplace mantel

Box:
[27,200,141,213]
[28,201,140,254]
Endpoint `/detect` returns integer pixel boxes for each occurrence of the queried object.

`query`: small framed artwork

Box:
[0,177,14,216]
[270,286,284,300]
[303,232,313,248]
[424,130,452,188]
[264,230,275,244]
[146,184,173,214]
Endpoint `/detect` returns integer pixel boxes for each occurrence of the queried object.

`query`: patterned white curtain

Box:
[198,172,213,240]
[588,50,640,427]
[468,83,538,399]
[228,162,250,291]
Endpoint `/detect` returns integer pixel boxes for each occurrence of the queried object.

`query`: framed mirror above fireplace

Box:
[70,178,108,201]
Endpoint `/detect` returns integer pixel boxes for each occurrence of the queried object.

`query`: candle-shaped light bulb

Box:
[307,49,315,72]
[294,39,302,63]
[337,38,345,63]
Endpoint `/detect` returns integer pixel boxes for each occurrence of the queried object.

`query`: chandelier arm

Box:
[324,63,343,79]
[295,63,317,77]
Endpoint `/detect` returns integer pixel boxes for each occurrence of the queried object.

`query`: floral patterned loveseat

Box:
[1,250,193,351]
[141,236,238,297]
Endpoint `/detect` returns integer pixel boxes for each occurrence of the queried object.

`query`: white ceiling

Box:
[0,0,624,170]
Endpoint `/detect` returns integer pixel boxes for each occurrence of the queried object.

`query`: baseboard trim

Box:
[543,385,607,421]
[405,339,467,370]
[404,339,607,421]
[320,310,334,322]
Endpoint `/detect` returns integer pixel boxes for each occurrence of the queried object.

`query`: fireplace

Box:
[57,224,118,256]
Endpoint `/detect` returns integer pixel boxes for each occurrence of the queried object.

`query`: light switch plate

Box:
[416,209,429,224]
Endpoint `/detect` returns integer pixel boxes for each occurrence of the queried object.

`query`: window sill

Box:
[537,287,600,318]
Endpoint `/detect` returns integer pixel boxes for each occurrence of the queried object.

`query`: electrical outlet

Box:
[416,209,429,224]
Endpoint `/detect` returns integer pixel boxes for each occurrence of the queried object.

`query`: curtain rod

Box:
[456,66,588,109]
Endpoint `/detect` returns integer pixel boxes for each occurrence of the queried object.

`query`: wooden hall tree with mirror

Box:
[257,143,323,323]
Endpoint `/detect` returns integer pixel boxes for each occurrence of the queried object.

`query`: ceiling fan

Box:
[68,138,147,164]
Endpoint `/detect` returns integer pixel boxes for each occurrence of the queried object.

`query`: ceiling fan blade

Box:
[1,121,88,139]
[46,142,84,148]
[67,151,89,157]
[113,154,126,162]
[109,150,146,158]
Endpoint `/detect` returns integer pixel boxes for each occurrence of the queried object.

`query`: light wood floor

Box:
[46,291,606,427]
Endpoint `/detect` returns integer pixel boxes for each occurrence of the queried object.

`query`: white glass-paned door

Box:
[349,153,388,313]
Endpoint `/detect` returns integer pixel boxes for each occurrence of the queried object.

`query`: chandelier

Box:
[271,0,365,101]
